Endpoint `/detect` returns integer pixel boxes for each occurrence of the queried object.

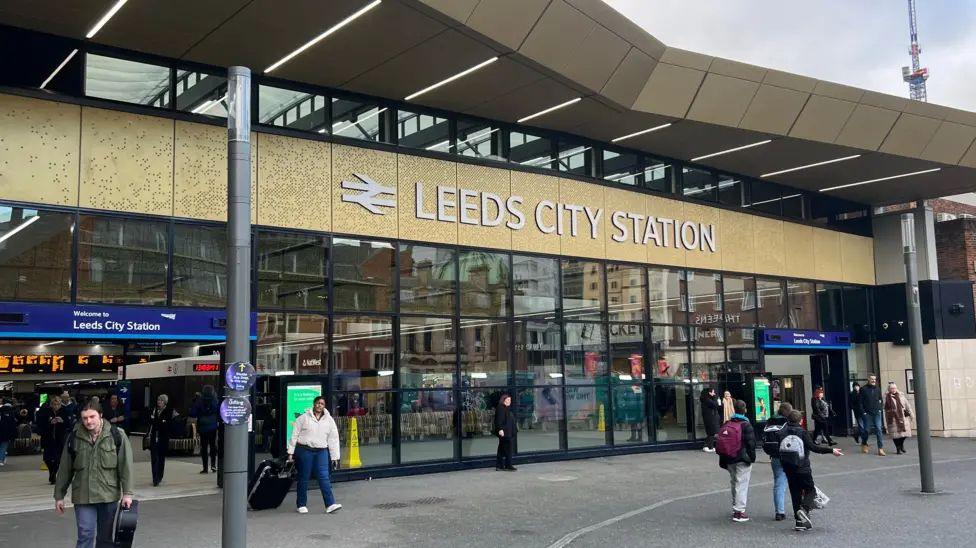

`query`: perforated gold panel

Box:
[559,179,605,260]
[331,144,397,239]
[174,121,226,221]
[683,202,722,270]
[510,171,561,255]
[456,163,512,251]
[398,154,457,245]
[812,228,843,281]
[644,194,686,268]
[783,222,815,279]
[720,210,755,274]
[752,216,785,276]
[257,133,331,232]
[79,107,174,216]
[604,187,647,263]
[841,233,876,285]
[0,94,79,206]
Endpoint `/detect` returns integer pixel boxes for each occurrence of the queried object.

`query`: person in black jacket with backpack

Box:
[762,402,793,521]
[717,400,756,523]
[190,385,220,474]
[778,409,842,532]
[493,394,517,472]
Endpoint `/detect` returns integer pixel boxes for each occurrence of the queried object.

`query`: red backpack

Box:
[715,420,744,458]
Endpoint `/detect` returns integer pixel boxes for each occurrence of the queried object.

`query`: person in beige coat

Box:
[722,391,735,423]
[883,383,913,455]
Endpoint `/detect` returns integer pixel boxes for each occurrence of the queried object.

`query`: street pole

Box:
[900,213,936,493]
[223,66,251,547]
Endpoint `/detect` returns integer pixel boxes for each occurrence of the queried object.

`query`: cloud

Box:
[604,0,975,111]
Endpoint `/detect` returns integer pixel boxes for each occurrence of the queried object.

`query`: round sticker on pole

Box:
[220,396,252,426]
[225,361,256,392]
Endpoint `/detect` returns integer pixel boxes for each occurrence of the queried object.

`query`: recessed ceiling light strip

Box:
[40,49,79,89]
[761,154,862,178]
[517,97,581,123]
[86,0,128,39]
[820,168,942,192]
[611,123,673,143]
[405,57,498,101]
[690,140,772,162]
[265,0,382,73]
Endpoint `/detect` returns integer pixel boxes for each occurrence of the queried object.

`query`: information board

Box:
[760,329,852,350]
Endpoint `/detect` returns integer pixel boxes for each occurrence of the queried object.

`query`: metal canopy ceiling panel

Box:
[343,28,500,100]
[528,97,624,135]
[567,109,675,144]
[0,0,111,39]
[702,138,862,179]
[626,121,770,163]
[409,56,545,113]
[466,78,578,123]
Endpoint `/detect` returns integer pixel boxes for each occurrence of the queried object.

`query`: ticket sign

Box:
[225,361,256,392]
[285,383,321,443]
[220,396,252,426]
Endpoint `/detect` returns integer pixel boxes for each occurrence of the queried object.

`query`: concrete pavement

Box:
[1,437,973,547]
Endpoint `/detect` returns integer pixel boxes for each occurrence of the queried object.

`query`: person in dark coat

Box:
[700,388,721,453]
[190,385,220,473]
[849,382,864,444]
[147,394,177,486]
[810,387,836,446]
[35,396,71,483]
[493,393,517,471]
[778,409,843,531]
[858,375,885,455]
[102,394,127,431]
[0,403,17,466]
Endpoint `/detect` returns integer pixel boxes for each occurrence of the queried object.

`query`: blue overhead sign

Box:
[761,329,853,350]
[0,302,256,341]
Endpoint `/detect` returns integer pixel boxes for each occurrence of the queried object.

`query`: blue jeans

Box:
[0,440,9,462]
[770,457,787,515]
[295,446,336,508]
[862,412,884,448]
[74,502,116,548]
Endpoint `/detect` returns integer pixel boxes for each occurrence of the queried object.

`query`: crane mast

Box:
[901,0,929,101]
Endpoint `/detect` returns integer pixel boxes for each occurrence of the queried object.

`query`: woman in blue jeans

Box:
[763,402,793,521]
[287,396,342,514]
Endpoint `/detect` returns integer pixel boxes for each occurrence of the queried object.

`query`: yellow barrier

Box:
[341,417,362,469]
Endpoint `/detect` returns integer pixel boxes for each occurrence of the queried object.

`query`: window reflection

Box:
[609,323,645,381]
[603,150,641,186]
[817,283,844,331]
[690,326,725,382]
[564,322,607,381]
[459,319,509,387]
[512,255,558,316]
[397,110,450,151]
[653,383,692,442]
[461,389,506,457]
[332,316,394,390]
[0,205,73,302]
[566,384,609,448]
[332,238,395,312]
[400,390,455,462]
[256,313,327,375]
[607,263,645,322]
[682,167,717,202]
[723,275,757,326]
[257,231,328,311]
[651,325,689,380]
[172,224,227,307]
[332,97,386,141]
[514,319,561,385]
[556,141,590,176]
[562,260,604,320]
[756,278,787,328]
[77,215,168,305]
[516,386,563,453]
[648,267,686,324]
[258,85,327,131]
[456,119,501,160]
[509,131,553,169]
[85,54,170,107]
[686,271,723,325]
[459,250,509,317]
[788,280,818,329]
[399,244,456,314]
[175,70,227,117]
[332,392,393,467]
[399,317,456,388]
[612,383,647,444]
[644,159,672,193]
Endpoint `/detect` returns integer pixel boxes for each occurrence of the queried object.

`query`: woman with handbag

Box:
[147,394,176,487]
[884,383,914,454]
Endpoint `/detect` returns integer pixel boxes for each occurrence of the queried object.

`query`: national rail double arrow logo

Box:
[341,173,396,214]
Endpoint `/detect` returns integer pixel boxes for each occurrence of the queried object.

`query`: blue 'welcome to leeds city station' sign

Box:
[760,329,853,350]
[0,302,256,341]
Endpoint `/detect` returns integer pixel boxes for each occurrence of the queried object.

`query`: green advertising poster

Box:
[285,383,322,444]
[753,377,771,422]
[39,393,49,406]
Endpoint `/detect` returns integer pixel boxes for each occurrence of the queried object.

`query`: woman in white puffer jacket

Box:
[287,396,342,514]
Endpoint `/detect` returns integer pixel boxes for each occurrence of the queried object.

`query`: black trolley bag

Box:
[112,499,139,548]
[248,459,295,510]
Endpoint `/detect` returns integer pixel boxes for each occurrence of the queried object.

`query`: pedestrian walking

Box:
[859,375,886,456]
[494,393,517,471]
[190,385,220,474]
[36,396,71,484]
[810,388,836,446]
[761,402,793,521]
[54,401,134,548]
[147,394,176,486]
[287,396,342,515]
[884,383,914,455]
[0,402,17,466]
[777,409,842,531]
[102,394,126,432]
[849,382,864,444]
[721,391,735,423]
[716,400,756,523]
[700,388,721,453]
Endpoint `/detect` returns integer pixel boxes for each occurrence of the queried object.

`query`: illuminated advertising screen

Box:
[285,383,322,443]
[753,377,771,422]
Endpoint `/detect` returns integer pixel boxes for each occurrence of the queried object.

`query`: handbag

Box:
[813,486,830,509]
[142,431,150,451]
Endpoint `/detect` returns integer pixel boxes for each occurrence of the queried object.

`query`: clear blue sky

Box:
[605,0,975,111]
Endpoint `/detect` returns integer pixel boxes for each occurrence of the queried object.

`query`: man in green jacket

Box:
[54,401,134,548]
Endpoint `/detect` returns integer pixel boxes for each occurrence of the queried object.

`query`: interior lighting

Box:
[690,140,772,162]
[761,154,862,178]
[611,123,672,143]
[0,215,40,244]
[405,57,498,101]
[517,97,581,123]
[819,168,941,192]
[191,95,226,115]
[41,340,65,347]
[86,0,128,38]
[329,107,387,135]
[264,0,382,73]
[40,49,79,89]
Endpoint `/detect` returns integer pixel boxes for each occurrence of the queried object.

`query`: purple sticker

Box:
[220,396,252,426]
[225,361,256,392]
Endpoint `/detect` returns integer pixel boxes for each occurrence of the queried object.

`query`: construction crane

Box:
[901,0,929,102]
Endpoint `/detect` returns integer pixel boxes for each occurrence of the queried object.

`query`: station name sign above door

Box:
[760,329,853,350]
[341,174,718,253]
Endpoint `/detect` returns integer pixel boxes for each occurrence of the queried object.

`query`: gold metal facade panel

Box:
[683,202,722,270]
[720,210,755,274]
[782,222,816,279]
[397,154,457,245]
[559,179,605,260]
[841,233,876,285]
[644,195,686,267]
[456,163,512,250]
[79,107,174,216]
[331,144,397,239]
[257,133,331,232]
[174,121,226,221]
[812,228,843,281]
[752,216,785,277]
[510,171,560,255]
[604,187,647,263]
[0,94,79,206]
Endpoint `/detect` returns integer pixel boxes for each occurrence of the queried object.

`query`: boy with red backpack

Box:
[716,400,756,522]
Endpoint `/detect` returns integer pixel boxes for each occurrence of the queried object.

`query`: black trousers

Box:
[200,431,218,470]
[812,419,833,444]
[784,467,816,517]
[893,437,906,452]
[150,442,167,485]
[496,436,513,469]
[42,442,61,483]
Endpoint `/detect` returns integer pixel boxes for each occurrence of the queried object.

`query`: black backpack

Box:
[67,425,123,460]
[761,422,785,456]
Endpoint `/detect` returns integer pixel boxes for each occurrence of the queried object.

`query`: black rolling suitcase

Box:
[248,459,295,510]
[112,499,139,548]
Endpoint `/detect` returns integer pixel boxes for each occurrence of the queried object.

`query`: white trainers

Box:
[297,506,309,514]
[326,503,343,514]
[702,447,715,453]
